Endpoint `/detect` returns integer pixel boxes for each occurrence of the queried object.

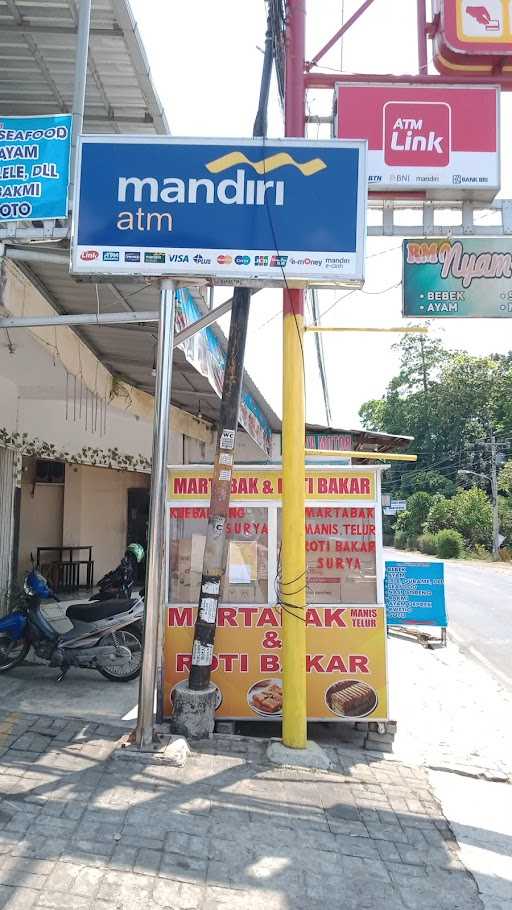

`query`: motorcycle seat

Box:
[66,599,135,622]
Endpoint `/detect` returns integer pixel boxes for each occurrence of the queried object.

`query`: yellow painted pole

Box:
[281,0,307,751]
[304,326,428,334]
[281,289,307,749]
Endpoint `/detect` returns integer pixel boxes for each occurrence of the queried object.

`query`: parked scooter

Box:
[0,560,144,682]
[91,543,145,602]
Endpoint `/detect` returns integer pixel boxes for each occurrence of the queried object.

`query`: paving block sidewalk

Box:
[0,709,488,910]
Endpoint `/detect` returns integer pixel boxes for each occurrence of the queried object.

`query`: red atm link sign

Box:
[336,82,499,201]
[383,101,450,168]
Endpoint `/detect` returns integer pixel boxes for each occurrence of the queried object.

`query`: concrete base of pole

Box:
[170,681,217,740]
[267,739,332,771]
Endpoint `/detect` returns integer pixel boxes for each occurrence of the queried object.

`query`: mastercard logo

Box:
[217,255,233,265]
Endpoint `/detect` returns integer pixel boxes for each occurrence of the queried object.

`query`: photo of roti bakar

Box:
[325,680,377,718]
[247,679,283,716]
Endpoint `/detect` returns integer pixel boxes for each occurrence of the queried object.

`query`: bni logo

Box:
[383,101,450,168]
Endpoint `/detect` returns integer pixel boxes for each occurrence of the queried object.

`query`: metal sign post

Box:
[136,279,176,750]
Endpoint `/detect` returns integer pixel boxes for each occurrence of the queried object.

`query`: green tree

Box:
[498,458,512,497]
[498,496,512,547]
[360,338,512,487]
[451,487,493,549]
[425,495,456,534]
[399,470,456,499]
[405,492,434,536]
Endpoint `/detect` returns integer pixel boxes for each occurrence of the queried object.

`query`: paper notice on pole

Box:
[219,452,233,466]
[199,597,217,623]
[219,469,232,482]
[220,429,236,450]
[192,641,214,666]
[202,580,220,595]
[228,540,257,584]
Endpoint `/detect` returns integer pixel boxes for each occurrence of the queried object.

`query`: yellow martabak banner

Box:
[168,467,376,501]
[163,605,388,721]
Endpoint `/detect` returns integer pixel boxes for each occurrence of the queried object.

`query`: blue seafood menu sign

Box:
[0,114,72,222]
[384,561,447,627]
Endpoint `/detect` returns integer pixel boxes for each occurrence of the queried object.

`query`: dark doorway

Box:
[127,488,150,584]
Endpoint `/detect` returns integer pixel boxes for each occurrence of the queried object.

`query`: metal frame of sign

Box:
[334,80,500,202]
[70,135,367,288]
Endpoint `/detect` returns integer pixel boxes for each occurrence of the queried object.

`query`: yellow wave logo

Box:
[205,151,327,177]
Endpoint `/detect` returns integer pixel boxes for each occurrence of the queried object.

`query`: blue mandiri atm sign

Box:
[71,136,367,287]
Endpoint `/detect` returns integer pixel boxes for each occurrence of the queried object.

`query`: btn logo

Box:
[384,102,450,168]
[234,255,250,265]
[80,249,99,261]
[217,254,233,265]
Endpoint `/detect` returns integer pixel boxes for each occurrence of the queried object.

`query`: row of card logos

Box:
[79,250,350,270]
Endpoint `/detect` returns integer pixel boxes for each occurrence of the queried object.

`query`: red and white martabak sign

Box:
[336,83,499,200]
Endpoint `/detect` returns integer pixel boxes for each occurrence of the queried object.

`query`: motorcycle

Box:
[0,563,144,682]
[91,543,145,603]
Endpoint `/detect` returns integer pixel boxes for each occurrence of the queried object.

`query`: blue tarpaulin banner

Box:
[384,561,447,627]
[0,114,72,221]
[175,289,272,455]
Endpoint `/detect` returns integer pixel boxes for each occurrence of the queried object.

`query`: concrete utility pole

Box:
[490,431,500,561]
[172,12,274,739]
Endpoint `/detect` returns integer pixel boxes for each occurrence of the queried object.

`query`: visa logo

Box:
[168,254,189,263]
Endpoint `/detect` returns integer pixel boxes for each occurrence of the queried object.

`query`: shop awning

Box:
[0,0,168,134]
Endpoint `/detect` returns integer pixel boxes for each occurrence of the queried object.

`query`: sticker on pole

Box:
[71,136,367,287]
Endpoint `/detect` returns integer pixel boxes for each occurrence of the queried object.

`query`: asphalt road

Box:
[385,547,512,690]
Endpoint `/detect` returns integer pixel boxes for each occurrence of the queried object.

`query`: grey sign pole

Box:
[69,0,92,202]
[136,278,176,749]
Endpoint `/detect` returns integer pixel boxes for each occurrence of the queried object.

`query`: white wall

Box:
[18,458,64,578]
[62,464,150,582]
[0,375,19,435]
[18,397,153,465]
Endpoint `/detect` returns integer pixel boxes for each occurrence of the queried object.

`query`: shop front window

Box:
[169,506,268,604]
[278,506,377,604]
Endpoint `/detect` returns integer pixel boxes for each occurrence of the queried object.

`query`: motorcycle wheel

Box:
[0,634,30,672]
[98,626,143,682]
